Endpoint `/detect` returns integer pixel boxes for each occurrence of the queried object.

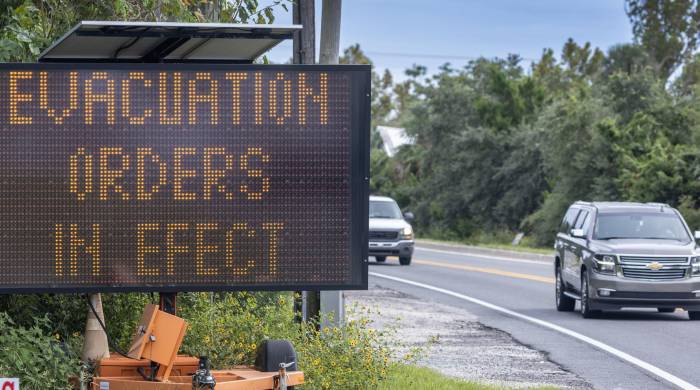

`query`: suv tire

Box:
[555,265,575,312]
[689,311,700,320]
[375,256,386,263]
[580,270,600,319]
[399,256,412,266]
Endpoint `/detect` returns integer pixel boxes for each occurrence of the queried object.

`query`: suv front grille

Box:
[619,256,689,280]
[621,268,686,280]
[369,231,399,241]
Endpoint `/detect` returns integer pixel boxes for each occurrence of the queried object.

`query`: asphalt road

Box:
[369,245,700,390]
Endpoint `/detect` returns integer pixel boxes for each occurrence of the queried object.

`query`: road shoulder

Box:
[346,281,592,389]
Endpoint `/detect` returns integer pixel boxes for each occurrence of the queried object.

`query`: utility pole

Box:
[319,0,342,65]
[293,0,315,65]
[319,0,344,329]
[292,0,321,326]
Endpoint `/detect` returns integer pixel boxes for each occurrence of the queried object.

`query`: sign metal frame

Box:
[0,62,370,293]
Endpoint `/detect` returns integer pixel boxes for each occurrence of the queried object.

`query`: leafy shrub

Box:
[0,313,79,390]
[0,294,86,338]
[521,191,571,246]
[101,293,153,347]
[294,306,394,390]
[0,292,154,350]
[678,196,700,231]
[179,292,296,366]
[178,292,397,390]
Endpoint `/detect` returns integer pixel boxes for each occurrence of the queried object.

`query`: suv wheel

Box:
[399,256,412,266]
[689,311,700,320]
[375,256,386,263]
[555,265,575,312]
[580,270,600,319]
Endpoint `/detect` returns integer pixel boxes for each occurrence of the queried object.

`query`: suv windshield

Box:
[594,212,691,241]
[370,200,403,219]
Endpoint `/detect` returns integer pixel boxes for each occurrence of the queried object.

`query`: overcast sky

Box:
[265,0,634,79]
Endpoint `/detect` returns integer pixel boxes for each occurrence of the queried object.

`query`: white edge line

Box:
[416,246,551,266]
[370,271,699,390]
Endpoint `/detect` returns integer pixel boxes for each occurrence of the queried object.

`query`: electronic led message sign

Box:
[0,63,370,293]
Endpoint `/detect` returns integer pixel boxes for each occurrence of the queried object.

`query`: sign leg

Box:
[82,293,110,361]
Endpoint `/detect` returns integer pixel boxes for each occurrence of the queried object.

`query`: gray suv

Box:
[554,201,700,319]
[369,195,414,265]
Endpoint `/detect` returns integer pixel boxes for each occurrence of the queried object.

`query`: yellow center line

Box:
[414,259,555,284]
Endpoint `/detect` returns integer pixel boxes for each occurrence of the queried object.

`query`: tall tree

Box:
[626,0,700,80]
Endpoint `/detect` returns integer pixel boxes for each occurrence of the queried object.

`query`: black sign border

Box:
[0,62,370,293]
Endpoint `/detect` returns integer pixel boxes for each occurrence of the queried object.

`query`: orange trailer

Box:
[90,304,303,390]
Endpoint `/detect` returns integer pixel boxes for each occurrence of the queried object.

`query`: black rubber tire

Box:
[657,308,675,313]
[555,265,575,312]
[254,339,297,372]
[689,311,700,320]
[375,256,386,263]
[580,271,600,319]
[399,256,412,265]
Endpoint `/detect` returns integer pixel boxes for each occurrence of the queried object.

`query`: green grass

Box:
[378,364,560,390]
[417,237,554,256]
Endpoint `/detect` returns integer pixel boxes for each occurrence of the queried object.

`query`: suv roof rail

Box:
[645,202,670,207]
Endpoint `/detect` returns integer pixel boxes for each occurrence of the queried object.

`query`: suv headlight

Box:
[593,254,616,274]
[401,226,414,240]
[692,257,700,276]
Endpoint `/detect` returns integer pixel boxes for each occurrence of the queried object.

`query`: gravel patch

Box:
[346,282,592,389]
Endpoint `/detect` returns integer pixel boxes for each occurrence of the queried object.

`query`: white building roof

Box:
[377,125,414,157]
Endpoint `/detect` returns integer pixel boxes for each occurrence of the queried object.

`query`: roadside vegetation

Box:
[0,293,406,390]
[417,236,554,256]
[379,364,559,390]
[365,1,700,248]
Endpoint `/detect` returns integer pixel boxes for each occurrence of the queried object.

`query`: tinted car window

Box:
[560,207,580,233]
[594,212,691,241]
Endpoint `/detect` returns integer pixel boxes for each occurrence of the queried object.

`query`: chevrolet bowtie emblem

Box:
[646,262,664,271]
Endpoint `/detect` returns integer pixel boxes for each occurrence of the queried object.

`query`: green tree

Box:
[626,0,700,80]
[603,43,650,77]
[0,0,289,62]
[400,58,548,237]
[522,88,618,245]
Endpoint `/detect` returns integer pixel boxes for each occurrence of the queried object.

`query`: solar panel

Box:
[39,21,300,63]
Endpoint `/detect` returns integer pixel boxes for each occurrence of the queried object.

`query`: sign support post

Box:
[82,293,110,361]
[159,292,177,315]
[293,0,322,327]
[319,0,345,329]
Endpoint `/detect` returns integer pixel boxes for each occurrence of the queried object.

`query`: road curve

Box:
[369,245,700,390]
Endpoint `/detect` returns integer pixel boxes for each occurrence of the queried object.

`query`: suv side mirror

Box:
[695,230,700,240]
[403,211,415,223]
[570,228,585,238]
